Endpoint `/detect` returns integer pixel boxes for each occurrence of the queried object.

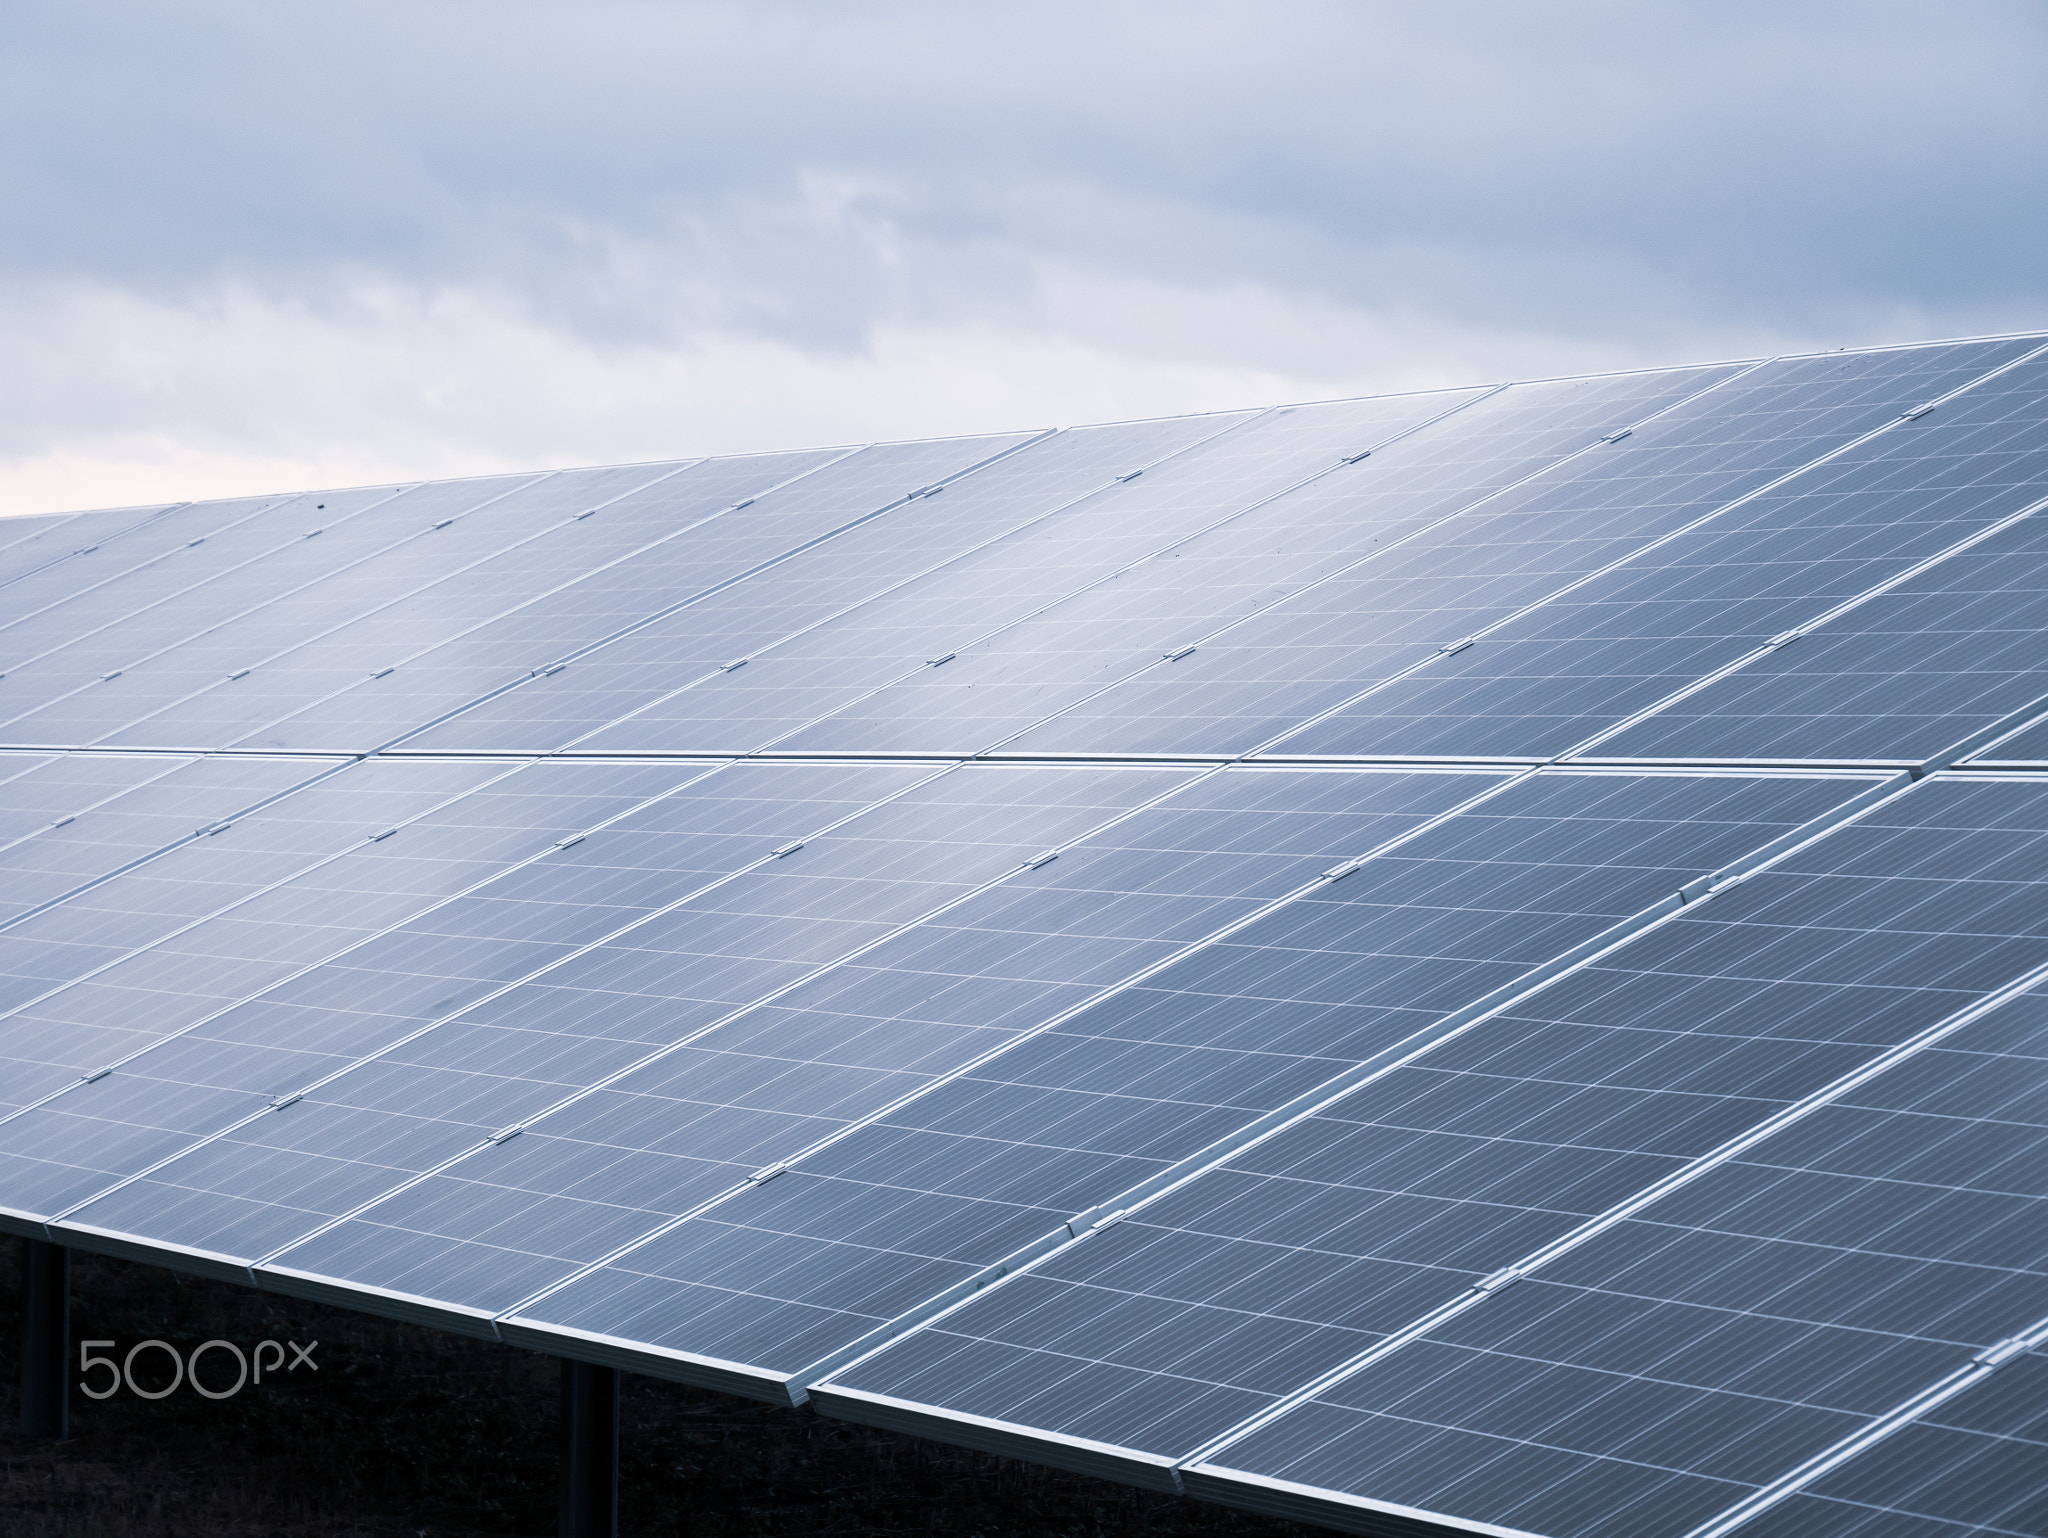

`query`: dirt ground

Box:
[2,1241,1318,1537]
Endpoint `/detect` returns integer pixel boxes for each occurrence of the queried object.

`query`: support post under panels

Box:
[559,1358,619,1538]
[20,1238,70,1440]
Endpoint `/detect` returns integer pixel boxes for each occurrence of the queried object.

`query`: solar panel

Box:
[7,336,2048,1538]
[402,411,1266,753]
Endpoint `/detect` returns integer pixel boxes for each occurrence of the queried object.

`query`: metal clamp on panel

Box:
[553,835,585,851]
[926,652,957,666]
[270,1093,302,1111]
[1971,1334,2037,1368]
[771,840,805,858]
[1599,427,1633,443]
[748,1164,788,1185]
[1901,402,1937,420]
[1322,858,1367,881]
[1438,637,1476,657]
[1162,646,1197,662]
[1022,850,1060,870]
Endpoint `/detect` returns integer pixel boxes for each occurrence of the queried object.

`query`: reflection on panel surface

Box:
[6,338,2048,1538]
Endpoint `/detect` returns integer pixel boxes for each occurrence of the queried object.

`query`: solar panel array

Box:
[6,334,2048,1538]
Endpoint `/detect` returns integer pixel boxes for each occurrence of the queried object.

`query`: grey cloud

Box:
[4,0,2045,360]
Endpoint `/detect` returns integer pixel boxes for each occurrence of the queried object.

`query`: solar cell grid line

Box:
[0,751,221,909]
[1589,504,2048,769]
[0,755,788,1234]
[26,757,948,1276]
[204,431,1048,758]
[563,389,1496,759]
[1717,1334,2048,1538]
[0,480,414,660]
[0,462,679,751]
[11,448,845,756]
[0,510,159,592]
[1177,932,2048,1538]
[0,477,467,739]
[478,763,1560,1386]
[994,339,2045,762]
[0,489,353,631]
[1964,701,2048,766]
[0,755,517,1113]
[1245,336,2048,764]
[494,767,1884,1402]
[810,770,2048,1500]
[0,753,365,937]
[894,363,1758,762]
[0,502,188,593]
[0,483,415,700]
[1257,350,2048,767]
[227,761,1224,1329]
[404,409,1267,755]
[1562,498,2048,775]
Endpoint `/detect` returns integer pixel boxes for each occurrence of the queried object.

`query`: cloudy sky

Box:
[4,0,2044,515]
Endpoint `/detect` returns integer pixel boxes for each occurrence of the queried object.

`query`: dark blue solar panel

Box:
[998,340,2040,759]
[4,340,2048,1538]
[502,769,1874,1397]
[567,390,1487,756]
[817,773,2048,1503]
[404,412,1264,753]
[1737,1348,2048,1538]
[198,434,1041,756]
[1271,350,2048,761]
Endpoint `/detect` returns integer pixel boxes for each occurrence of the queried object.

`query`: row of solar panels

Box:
[4,332,2047,1538]
[1,745,2046,1531]
[2,337,2048,766]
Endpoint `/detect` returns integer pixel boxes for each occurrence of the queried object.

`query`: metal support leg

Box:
[559,1359,619,1538]
[20,1239,70,1440]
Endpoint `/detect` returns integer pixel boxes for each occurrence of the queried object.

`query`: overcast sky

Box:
[4,0,2045,515]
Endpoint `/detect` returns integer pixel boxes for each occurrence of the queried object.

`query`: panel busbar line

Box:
[1187,939,2048,1538]
[0,485,406,663]
[0,757,520,1122]
[1728,1342,2048,1538]
[813,772,2048,1517]
[957,365,1748,761]
[23,759,948,1277]
[562,391,1490,757]
[1001,340,2040,761]
[403,410,1266,754]
[1590,506,2048,769]
[196,433,1047,757]
[4,334,2048,1538]
[0,473,549,739]
[0,495,294,622]
[0,504,192,591]
[503,770,1886,1403]
[0,751,345,925]
[782,368,1745,759]
[20,449,847,752]
[1263,348,2048,764]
